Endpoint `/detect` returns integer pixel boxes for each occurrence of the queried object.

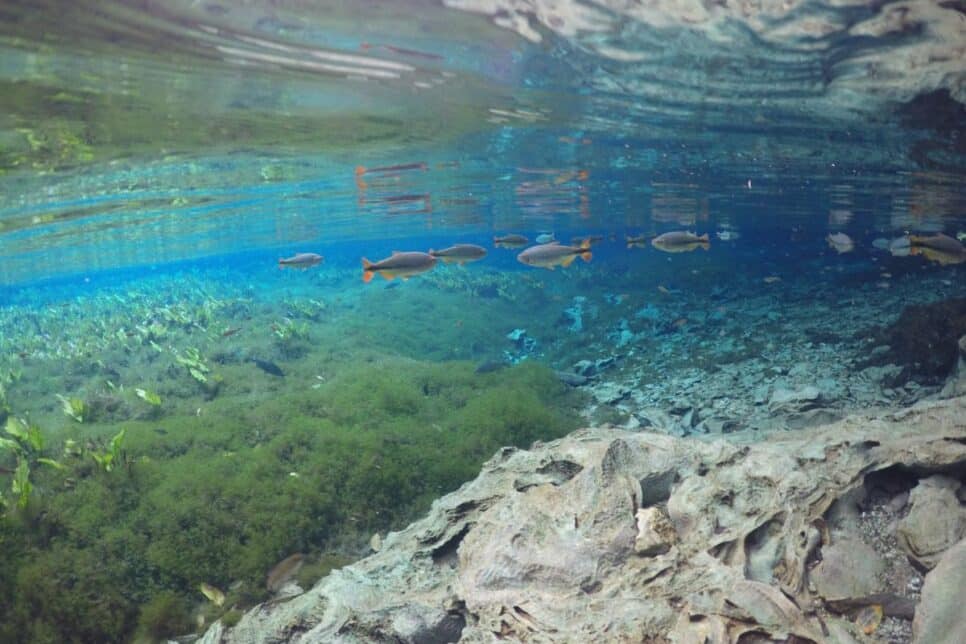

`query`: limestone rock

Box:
[897,475,966,569]
[199,395,966,644]
[811,539,886,600]
[634,507,676,556]
[913,538,966,644]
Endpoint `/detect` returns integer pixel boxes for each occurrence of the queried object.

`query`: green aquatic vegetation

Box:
[55,394,86,423]
[174,347,210,384]
[135,591,192,642]
[91,429,126,473]
[135,388,162,407]
[2,417,63,510]
[272,317,310,342]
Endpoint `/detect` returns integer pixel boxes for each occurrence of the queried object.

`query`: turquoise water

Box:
[0,1,964,641]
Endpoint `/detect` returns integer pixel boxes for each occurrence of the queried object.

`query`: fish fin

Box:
[355,165,367,175]
[561,255,577,267]
[362,258,373,270]
[381,272,394,281]
[699,243,710,250]
[580,250,593,263]
[363,270,374,283]
[428,248,436,255]
[698,233,710,242]
[580,239,591,251]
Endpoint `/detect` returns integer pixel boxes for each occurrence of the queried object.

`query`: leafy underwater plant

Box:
[135,388,162,407]
[55,394,86,423]
[174,347,210,383]
[1,417,64,510]
[272,317,309,342]
[91,429,126,473]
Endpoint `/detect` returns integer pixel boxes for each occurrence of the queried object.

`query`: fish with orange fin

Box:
[517,240,592,270]
[493,234,529,249]
[570,235,604,247]
[908,233,966,265]
[362,251,437,283]
[429,244,487,265]
[651,231,710,253]
[278,252,323,269]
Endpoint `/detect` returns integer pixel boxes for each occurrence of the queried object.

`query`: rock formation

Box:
[200,389,965,643]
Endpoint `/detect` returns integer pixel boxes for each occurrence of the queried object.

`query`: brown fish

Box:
[279,252,323,269]
[362,251,437,283]
[428,244,487,265]
[493,234,529,249]
[651,231,710,253]
[909,234,966,265]
[266,553,305,592]
[517,240,592,270]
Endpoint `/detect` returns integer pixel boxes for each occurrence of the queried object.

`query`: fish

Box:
[826,233,854,254]
[909,233,965,256]
[651,231,710,252]
[763,276,781,283]
[222,327,241,337]
[354,162,427,176]
[889,236,911,257]
[570,235,604,247]
[517,240,592,270]
[251,358,285,377]
[278,252,323,270]
[428,244,487,265]
[716,230,740,241]
[535,233,556,244]
[555,371,589,387]
[266,553,305,592]
[909,241,966,265]
[362,251,437,283]
[958,232,966,242]
[493,234,529,249]
[626,234,649,249]
[199,582,225,607]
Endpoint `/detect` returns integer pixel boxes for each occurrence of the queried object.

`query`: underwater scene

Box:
[0,1,964,643]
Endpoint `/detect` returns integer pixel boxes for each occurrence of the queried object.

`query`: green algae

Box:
[0,269,586,642]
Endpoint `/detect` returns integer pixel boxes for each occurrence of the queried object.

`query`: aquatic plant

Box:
[1,417,63,511]
[90,429,126,473]
[272,317,310,342]
[174,347,210,383]
[136,591,192,642]
[135,388,162,407]
[55,394,86,423]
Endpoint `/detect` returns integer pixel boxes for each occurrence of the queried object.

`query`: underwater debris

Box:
[651,231,710,252]
[362,252,437,283]
[199,582,226,607]
[278,252,323,270]
[517,240,592,270]
[267,553,305,592]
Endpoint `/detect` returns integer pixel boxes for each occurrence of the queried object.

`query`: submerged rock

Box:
[912,538,966,644]
[200,396,966,643]
[897,475,966,570]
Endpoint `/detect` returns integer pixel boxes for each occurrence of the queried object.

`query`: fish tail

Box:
[355,165,367,176]
[698,233,710,242]
[580,250,593,263]
[428,249,436,255]
[362,258,374,283]
[580,239,591,251]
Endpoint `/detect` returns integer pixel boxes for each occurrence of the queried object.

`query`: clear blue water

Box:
[0,1,964,641]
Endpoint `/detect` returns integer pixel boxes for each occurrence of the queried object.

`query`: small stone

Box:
[634,507,677,556]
